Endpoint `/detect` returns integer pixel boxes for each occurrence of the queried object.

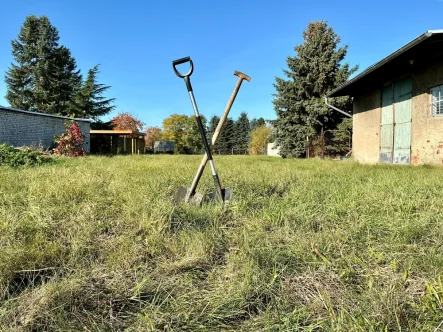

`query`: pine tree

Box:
[5,15,81,116]
[250,117,266,132]
[272,21,357,157]
[233,112,250,154]
[71,65,115,119]
[216,118,235,154]
[207,115,220,148]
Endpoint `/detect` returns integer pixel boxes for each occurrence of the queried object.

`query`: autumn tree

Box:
[183,115,206,154]
[272,21,357,157]
[111,112,145,132]
[161,114,188,153]
[249,125,272,155]
[145,126,162,150]
[161,114,206,154]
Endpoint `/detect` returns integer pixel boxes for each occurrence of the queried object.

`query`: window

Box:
[431,85,443,116]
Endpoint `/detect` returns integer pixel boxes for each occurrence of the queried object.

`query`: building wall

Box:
[352,87,381,164]
[267,142,281,157]
[410,59,443,165]
[0,108,90,152]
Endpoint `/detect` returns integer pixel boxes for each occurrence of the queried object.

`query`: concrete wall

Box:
[0,108,90,152]
[410,59,443,165]
[352,87,381,164]
[267,142,281,157]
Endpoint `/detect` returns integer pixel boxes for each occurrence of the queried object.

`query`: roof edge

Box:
[329,30,443,97]
[90,130,146,136]
[0,106,92,122]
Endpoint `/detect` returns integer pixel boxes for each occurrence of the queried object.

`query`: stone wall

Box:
[0,107,90,152]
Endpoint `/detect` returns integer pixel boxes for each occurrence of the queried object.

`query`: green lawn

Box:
[1,155,442,331]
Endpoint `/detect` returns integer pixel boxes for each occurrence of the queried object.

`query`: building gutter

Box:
[328,30,443,97]
[324,97,352,118]
[0,105,92,122]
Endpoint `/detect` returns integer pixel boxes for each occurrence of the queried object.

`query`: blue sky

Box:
[0,0,442,127]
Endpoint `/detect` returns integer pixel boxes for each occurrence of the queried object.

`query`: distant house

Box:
[154,141,175,154]
[90,130,146,154]
[267,142,280,157]
[329,30,443,165]
[0,106,91,152]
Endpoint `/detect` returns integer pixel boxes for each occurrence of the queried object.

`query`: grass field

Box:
[1,155,443,331]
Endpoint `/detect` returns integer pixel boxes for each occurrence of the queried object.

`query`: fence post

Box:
[321,127,325,160]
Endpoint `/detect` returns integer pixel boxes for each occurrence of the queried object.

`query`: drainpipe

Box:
[324,96,353,158]
[324,96,352,118]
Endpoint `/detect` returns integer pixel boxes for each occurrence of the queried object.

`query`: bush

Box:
[0,144,50,167]
[54,121,86,157]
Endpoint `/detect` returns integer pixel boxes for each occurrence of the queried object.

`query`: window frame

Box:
[430,85,443,117]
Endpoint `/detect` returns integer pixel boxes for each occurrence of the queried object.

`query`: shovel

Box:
[174,69,250,205]
[172,56,229,204]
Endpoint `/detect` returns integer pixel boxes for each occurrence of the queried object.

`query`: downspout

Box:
[324,96,352,118]
[324,96,353,157]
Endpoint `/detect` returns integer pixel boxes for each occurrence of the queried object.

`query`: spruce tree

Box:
[207,115,220,146]
[5,15,81,116]
[233,112,250,154]
[272,21,357,157]
[71,65,115,120]
[250,117,266,132]
[216,118,235,154]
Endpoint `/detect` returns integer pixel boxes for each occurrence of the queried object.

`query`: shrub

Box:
[0,144,50,167]
[54,121,86,157]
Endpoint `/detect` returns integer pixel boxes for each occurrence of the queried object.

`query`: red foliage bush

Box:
[54,121,86,157]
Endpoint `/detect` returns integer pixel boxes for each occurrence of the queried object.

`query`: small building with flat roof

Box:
[90,130,145,155]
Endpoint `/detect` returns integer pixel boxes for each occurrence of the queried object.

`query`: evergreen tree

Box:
[71,65,115,119]
[250,117,266,132]
[233,112,250,154]
[5,15,81,116]
[216,118,235,154]
[272,21,357,157]
[207,115,220,146]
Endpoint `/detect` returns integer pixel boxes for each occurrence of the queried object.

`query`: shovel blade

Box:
[206,187,233,203]
[173,186,188,203]
[173,186,204,206]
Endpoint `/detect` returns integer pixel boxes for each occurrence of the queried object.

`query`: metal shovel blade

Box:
[173,186,204,206]
[206,187,233,203]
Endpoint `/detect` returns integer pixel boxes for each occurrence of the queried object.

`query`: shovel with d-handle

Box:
[174,70,251,204]
[172,56,227,203]
[185,71,251,204]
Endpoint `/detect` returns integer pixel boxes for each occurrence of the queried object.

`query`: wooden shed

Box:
[90,130,145,155]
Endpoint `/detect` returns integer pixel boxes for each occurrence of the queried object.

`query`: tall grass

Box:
[0,155,442,331]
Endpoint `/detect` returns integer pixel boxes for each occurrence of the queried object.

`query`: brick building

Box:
[0,106,91,152]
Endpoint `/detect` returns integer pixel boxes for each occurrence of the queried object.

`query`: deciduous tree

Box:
[111,112,145,132]
[248,125,272,155]
[145,126,162,150]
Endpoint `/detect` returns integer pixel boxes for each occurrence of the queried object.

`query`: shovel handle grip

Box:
[172,57,194,78]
